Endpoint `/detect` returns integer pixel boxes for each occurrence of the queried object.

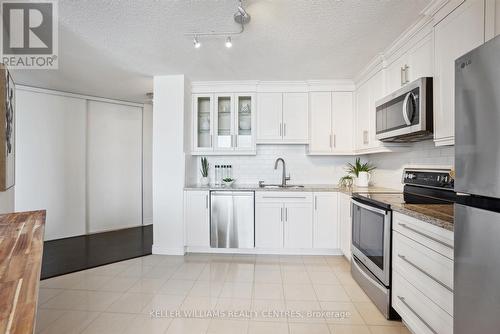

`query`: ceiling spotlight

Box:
[225,37,232,48]
[193,36,201,48]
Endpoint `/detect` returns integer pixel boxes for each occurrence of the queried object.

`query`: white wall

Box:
[143,104,153,225]
[190,145,355,186]
[152,75,188,255]
[87,100,143,233]
[362,140,454,190]
[15,89,87,240]
[496,0,500,36]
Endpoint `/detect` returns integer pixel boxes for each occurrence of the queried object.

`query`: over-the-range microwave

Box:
[375,77,433,142]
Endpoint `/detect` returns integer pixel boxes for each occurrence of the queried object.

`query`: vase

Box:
[200,177,209,186]
[357,172,371,187]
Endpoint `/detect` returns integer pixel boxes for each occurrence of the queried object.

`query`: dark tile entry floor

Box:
[41,225,152,279]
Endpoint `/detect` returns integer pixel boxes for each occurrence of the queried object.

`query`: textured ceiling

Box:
[12,0,431,102]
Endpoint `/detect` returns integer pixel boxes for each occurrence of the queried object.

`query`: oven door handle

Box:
[351,199,389,216]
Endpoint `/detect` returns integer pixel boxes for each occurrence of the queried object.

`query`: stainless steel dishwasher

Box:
[210,191,255,248]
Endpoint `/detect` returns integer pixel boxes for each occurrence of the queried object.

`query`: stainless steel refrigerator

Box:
[455,35,500,333]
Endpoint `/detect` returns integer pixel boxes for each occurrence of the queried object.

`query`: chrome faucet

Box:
[274,158,290,187]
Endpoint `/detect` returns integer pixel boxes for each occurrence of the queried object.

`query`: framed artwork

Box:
[0,65,15,191]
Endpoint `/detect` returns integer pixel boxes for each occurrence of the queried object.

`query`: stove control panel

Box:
[402,168,454,189]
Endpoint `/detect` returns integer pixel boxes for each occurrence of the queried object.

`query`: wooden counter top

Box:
[0,211,46,334]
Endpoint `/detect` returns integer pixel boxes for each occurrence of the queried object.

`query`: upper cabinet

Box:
[433,0,486,146]
[192,93,256,155]
[385,33,434,95]
[257,92,308,144]
[355,70,393,153]
[308,91,354,155]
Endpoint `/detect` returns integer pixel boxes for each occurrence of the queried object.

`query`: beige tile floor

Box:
[36,254,411,334]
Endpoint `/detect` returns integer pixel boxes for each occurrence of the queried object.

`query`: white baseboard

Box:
[143,217,153,226]
[152,244,186,255]
[185,247,343,256]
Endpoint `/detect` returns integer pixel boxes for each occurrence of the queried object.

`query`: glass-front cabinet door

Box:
[215,94,234,151]
[193,94,213,151]
[235,93,255,150]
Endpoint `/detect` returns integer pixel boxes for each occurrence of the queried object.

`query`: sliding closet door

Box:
[87,101,142,233]
[15,90,87,240]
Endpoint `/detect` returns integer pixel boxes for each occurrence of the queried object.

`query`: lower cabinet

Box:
[184,190,210,247]
[392,212,454,334]
[313,192,339,249]
[255,192,313,249]
[338,192,352,259]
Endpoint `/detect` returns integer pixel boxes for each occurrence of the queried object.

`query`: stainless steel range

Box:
[350,168,455,320]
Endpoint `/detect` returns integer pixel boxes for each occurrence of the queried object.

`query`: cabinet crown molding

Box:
[191,80,355,94]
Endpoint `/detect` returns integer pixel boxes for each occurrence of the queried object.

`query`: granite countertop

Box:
[354,193,454,231]
[184,184,401,194]
[0,210,46,334]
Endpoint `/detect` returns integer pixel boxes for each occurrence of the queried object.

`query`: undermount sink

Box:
[259,184,305,189]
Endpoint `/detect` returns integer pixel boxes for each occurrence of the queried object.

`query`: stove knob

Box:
[408,173,416,180]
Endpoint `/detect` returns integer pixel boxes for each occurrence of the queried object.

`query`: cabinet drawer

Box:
[393,271,453,334]
[256,191,313,203]
[393,212,453,259]
[393,231,453,315]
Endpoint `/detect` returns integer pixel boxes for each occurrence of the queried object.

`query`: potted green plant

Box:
[345,158,376,187]
[200,157,209,186]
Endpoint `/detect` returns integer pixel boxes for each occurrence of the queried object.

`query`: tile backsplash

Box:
[188,141,454,190]
[190,145,355,186]
[362,140,454,190]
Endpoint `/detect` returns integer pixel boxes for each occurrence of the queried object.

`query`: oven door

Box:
[351,199,391,286]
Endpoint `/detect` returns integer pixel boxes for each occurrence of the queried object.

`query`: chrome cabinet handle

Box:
[398,254,453,292]
[398,223,453,249]
[279,123,282,137]
[285,207,288,222]
[314,196,317,211]
[397,296,438,334]
[262,196,307,199]
[206,195,208,209]
[283,123,287,137]
[400,67,405,86]
[329,134,332,148]
[333,134,336,148]
[404,65,410,84]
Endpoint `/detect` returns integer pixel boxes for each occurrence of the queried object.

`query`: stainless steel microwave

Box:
[375,77,433,142]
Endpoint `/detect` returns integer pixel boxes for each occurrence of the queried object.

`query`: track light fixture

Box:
[193,36,201,48]
[186,0,250,49]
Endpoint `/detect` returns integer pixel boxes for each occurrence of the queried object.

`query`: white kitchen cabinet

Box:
[184,190,210,247]
[392,212,454,334]
[255,192,313,250]
[255,202,284,248]
[193,94,214,152]
[284,202,313,248]
[355,70,388,153]
[257,92,308,144]
[313,192,339,249]
[309,92,333,153]
[193,93,256,154]
[331,92,355,153]
[385,33,434,95]
[282,93,309,143]
[309,92,354,155]
[338,192,352,259]
[434,0,486,146]
[355,81,371,151]
[257,92,283,143]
